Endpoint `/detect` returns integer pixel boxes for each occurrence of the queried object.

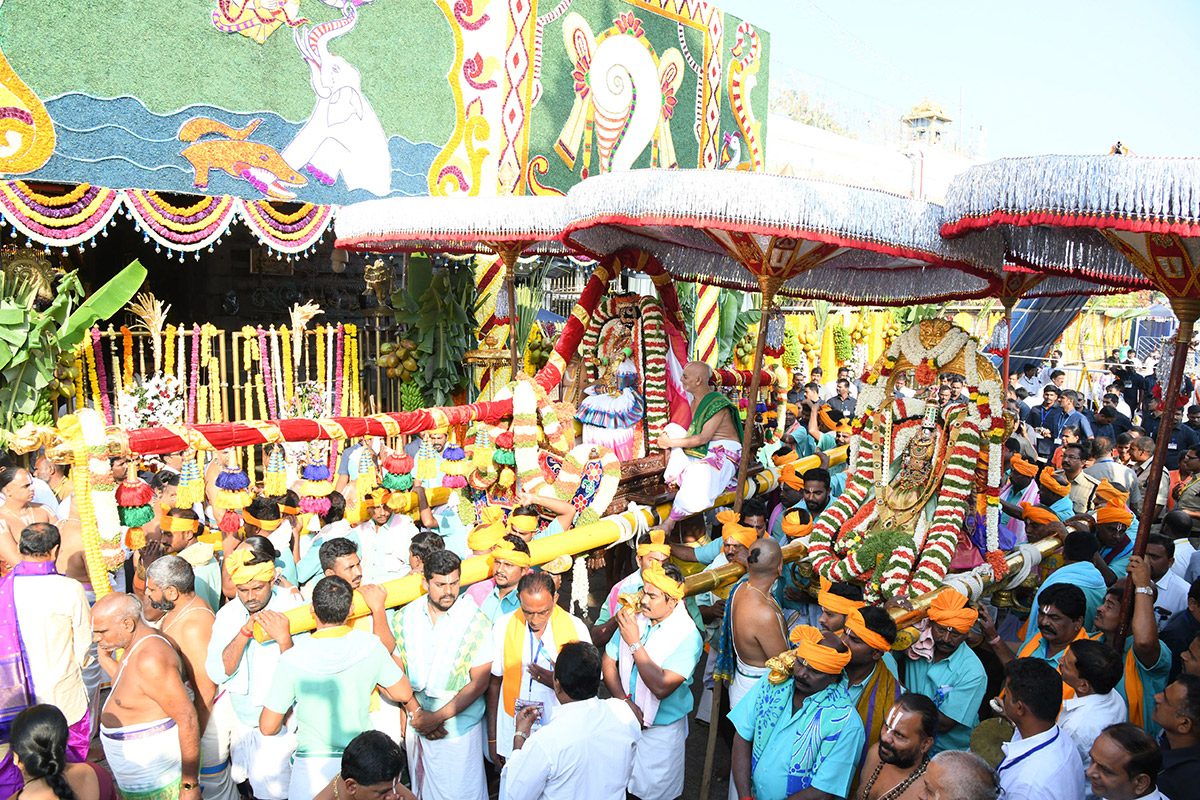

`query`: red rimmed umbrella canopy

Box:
[941,153,1200,646]
[335,195,572,371]
[562,168,1011,518]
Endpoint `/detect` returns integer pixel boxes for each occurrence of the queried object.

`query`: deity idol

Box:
[574,297,645,460]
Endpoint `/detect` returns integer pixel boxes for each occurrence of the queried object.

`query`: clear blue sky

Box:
[718,0,1200,158]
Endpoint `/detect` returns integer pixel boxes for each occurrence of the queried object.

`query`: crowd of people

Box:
[0,353,1199,800]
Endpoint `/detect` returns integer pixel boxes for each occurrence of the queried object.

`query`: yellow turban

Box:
[509,513,539,534]
[225,549,275,586]
[1096,504,1133,526]
[161,515,199,534]
[241,510,281,532]
[642,563,684,599]
[787,625,852,674]
[467,517,507,552]
[1010,454,1039,478]
[817,577,864,616]
[834,421,853,435]
[717,509,758,550]
[364,488,391,508]
[779,462,805,491]
[1095,478,1130,508]
[928,588,978,633]
[1020,503,1059,525]
[637,530,671,559]
[1039,467,1071,497]
[489,540,532,569]
[846,610,891,652]
[781,508,813,539]
[773,449,799,467]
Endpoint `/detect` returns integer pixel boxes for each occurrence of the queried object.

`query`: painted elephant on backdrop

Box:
[284,5,391,196]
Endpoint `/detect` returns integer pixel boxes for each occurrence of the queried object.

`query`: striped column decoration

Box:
[474,254,508,398]
[695,281,719,366]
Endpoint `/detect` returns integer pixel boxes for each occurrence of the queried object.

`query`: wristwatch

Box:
[1135,586,1154,597]
[181,782,198,791]
[628,641,643,655]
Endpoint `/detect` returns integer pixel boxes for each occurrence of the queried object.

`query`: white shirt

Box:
[490,610,591,758]
[500,696,640,800]
[820,379,857,401]
[1018,375,1044,396]
[1171,539,1197,581]
[1155,571,1190,630]
[1057,690,1127,771]
[13,570,90,725]
[998,725,1086,800]
[355,514,417,583]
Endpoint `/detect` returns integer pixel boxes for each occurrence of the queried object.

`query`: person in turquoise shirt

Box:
[896,589,988,753]
[730,626,864,800]
[1093,560,1172,735]
[1036,467,1078,522]
[1095,506,1138,585]
[1029,531,1108,638]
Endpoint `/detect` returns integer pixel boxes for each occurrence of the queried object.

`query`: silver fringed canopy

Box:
[942,155,1200,289]
[563,169,1006,306]
[334,195,571,255]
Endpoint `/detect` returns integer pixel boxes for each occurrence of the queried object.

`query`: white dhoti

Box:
[628,717,687,800]
[662,423,741,521]
[370,693,404,745]
[288,755,341,800]
[404,722,487,800]
[200,692,240,800]
[229,715,298,800]
[100,718,182,799]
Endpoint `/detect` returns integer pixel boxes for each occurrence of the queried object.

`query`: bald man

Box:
[729,538,789,707]
[92,592,201,800]
[655,362,743,536]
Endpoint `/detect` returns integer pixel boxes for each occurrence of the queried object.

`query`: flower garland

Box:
[281,326,294,406]
[202,324,219,423]
[316,325,326,389]
[116,373,185,429]
[176,327,187,383]
[72,346,86,412]
[334,324,345,416]
[188,323,201,424]
[108,326,122,408]
[325,325,335,411]
[163,324,176,377]
[121,326,133,386]
[197,383,207,425]
[270,327,284,416]
[347,325,360,416]
[89,328,110,423]
[257,326,278,418]
[255,374,268,420]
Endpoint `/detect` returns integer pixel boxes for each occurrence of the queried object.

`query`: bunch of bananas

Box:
[782,329,802,369]
[400,381,424,411]
[844,315,870,345]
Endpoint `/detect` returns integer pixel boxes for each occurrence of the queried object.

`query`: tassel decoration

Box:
[415,438,437,482]
[214,466,252,511]
[177,454,204,507]
[264,446,287,497]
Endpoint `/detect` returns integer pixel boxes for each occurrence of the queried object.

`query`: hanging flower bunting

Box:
[0,182,122,248]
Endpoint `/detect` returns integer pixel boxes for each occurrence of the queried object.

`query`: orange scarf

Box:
[1017,627,1091,700]
[1123,646,1146,730]
[501,608,579,715]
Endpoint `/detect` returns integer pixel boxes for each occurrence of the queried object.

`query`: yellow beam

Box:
[253,445,849,641]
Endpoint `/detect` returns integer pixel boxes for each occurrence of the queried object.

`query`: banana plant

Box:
[716,289,761,367]
[392,262,479,408]
[0,260,146,441]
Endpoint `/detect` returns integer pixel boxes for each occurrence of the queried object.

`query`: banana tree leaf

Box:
[718,309,762,366]
[0,319,28,348]
[0,307,24,326]
[57,261,147,349]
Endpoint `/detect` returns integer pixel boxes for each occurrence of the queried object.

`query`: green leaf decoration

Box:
[58,261,147,350]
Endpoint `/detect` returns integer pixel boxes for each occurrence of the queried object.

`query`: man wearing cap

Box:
[603,563,703,800]
[655,361,743,537]
[467,534,531,625]
[594,531,671,648]
[1093,558,1172,734]
[840,607,901,766]
[391,548,492,800]
[205,538,304,800]
[897,588,987,753]
[730,626,864,800]
[486,572,590,766]
[353,487,417,582]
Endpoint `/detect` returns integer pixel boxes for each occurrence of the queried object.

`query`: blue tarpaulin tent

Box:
[1000,295,1091,374]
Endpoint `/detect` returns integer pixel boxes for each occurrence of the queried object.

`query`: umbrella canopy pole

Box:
[732,277,781,514]
[1002,296,1016,391]
[1114,298,1200,649]
[491,242,527,375]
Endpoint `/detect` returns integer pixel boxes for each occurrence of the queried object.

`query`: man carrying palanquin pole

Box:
[654,362,743,537]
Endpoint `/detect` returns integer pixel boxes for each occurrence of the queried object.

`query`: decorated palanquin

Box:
[806,320,1014,601]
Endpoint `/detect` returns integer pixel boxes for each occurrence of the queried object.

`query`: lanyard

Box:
[527,627,549,696]
[998,729,1060,773]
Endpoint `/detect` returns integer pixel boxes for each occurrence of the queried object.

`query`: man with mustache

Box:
[979,584,1089,692]
[853,693,938,800]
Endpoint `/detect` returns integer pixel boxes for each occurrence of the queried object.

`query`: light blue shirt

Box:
[1028,561,1107,638]
[901,644,988,753]
[1048,494,1075,522]
[206,589,302,726]
[295,523,359,584]
[693,537,723,565]
[729,677,865,800]
[604,615,702,726]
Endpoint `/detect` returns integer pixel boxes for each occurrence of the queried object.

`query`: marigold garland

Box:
[281,326,294,405]
[121,326,133,386]
[255,374,268,420]
[109,326,122,406]
[316,325,326,389]
[197,384,208,425]
[89,328,111,423]
[241,325,256,368]
[72,346,86,412]
[163,324,176,377]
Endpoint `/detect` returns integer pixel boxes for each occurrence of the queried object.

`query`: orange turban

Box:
[787,625,852,674]
[241,510,282,532]
[488,540,532,569]
[818,404,838,430]
[225,549,275,586]
[773,449,799,467]
[637,530,671,559]
[786,403,799,415]
[1010,455,1039,478]
[779,462,805,491]
[817,577,864,616]
[643,563,684,599]
[1096,504,1134,526]
[928,588,978,633]
[846,610,891,652]
[1020,503,1059,525]
[834,422,853,435]
[1039,467,1071,497]
[781,509,813,539]
[717,509,758,549]
[161,515,199,534]
[364,488,391,508]
[1095,478,1130,508]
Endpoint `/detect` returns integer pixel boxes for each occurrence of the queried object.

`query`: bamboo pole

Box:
[731,277,782,515]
